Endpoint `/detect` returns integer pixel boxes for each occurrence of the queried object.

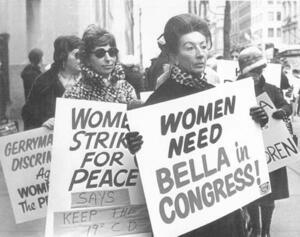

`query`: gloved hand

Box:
[272,109,285,120]
[125,131,143,154]
[250,106,269,127]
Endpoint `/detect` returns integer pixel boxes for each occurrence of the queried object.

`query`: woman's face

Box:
[64,48,81,73]
[88,44,118,76]
[175,31,208,76]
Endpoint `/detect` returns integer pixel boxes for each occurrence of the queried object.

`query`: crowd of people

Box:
[2,12,298,237]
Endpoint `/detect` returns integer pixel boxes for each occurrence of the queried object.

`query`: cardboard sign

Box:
[45,98,151,237]
[257,93,299,172]
[216,59,239,83]
[263,63,282,88]
[0,128,52,223]
[140,91,153,103]
[127,79,271,237]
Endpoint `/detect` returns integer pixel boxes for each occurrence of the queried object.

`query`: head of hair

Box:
[81,24,117,60]
[52,35,84,71]
[28,48,43,65]
[163,13,212,55]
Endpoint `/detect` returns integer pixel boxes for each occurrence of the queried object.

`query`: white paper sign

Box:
[263,63,282,88]
[216,59,239,83]
[127,79,271,237]
[0,128,52,223]
[45,98,151,237]
[140,91,153,103]
[257,92,299,172]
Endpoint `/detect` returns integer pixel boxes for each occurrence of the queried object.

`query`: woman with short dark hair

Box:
[21,48,43,100]
[126,13,269,237]
[63,25,138,107]
[22,35,83,130]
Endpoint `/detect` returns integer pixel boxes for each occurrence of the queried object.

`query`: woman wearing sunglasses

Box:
[22,35,83,130]
[63,24,138,106]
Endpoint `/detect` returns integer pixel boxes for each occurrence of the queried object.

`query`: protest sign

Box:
[257,92,299,172]
[45,98,151,237]
[0,128,52,223]
[263,63,282,88]
[140,91,153,103]
[216,59,239,83]
[127,79,271,237]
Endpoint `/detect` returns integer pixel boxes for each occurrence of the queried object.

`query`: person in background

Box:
[21,48,43,100]
[237,46,292,237]
[122,55,144,98]
[63,25,140,108]
[230,47,240,61]
[145,35,170,90]
[126,14,269,237]
[22,35,83,130]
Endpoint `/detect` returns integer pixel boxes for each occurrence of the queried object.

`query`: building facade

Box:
[207,0,225,56]
[230,1,251,49]
[282,0,299,44]
[251,0,283,49]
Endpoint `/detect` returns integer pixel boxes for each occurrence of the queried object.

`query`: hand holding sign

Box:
[250,106,269,127]
[272,109,285,120]
[125,132,143,155]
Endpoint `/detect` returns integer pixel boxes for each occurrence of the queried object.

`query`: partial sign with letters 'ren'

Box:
[257,92,299,172]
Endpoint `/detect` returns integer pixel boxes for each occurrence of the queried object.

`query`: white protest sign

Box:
[127,79,271,237]
[140,91,153,103]
[216,59,239,83]
[0,128,52,223]
[257,92,299,172]
[45,98,151,237]
[263,63,282,88]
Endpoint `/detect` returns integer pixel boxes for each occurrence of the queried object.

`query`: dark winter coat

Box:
[22,66,64,130]
[21,64,42,100]
[145,77,246,237]
[256,81,291,200]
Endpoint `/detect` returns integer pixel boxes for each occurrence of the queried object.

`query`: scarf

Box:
[63,63,136,103]
[81,63,126,87]
[170,65,213,89]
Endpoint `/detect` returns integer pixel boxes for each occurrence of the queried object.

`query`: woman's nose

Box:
[104,52,112,61]
[195,46,205,57]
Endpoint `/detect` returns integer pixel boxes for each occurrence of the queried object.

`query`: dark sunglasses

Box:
[93,47,119,58]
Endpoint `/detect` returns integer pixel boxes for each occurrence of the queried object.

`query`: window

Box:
[268,28,274,37]
[277,28,281,37]
[277,12,281,20]
[268,12,274,21]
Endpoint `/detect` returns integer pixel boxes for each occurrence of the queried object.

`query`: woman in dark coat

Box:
[127,14,269,237]
[237,46,292,237]
[21,35,83,130]
[21,48,43,100]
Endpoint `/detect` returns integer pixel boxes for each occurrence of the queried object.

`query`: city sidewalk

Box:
[270,116,300,237]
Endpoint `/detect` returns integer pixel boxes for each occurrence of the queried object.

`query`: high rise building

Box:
[251,0,283,48]
[230,1,251,48]
[207,0,225,56]
[282,0,300,44]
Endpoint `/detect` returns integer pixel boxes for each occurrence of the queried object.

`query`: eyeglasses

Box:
[92,48,119,58]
